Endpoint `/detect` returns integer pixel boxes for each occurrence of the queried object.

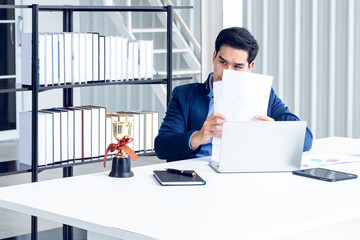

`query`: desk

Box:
[0,138,360,240]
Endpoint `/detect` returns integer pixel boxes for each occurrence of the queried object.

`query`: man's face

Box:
[212,44,254,84]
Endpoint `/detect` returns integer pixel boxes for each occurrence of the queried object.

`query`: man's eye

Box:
[220,60,225,65]
[234,66,242,69]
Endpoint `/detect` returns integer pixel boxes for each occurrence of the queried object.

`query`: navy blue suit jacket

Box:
[155,75,313,161]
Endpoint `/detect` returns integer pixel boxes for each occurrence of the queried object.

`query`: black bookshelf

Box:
[0,152,156,177]
[0,83,31,93]
[0,160,31,176]
[0,77,192,94]
[0,4,193,178]
[1,227,86,240]
[0,4,193,240]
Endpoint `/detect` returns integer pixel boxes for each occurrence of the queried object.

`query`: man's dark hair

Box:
[215,27,259,65]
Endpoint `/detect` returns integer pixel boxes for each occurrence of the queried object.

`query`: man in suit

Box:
[155,27,313,161]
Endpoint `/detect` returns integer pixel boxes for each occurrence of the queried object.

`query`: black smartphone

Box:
[292,168,358,182]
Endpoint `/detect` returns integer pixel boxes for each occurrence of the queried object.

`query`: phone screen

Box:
[292,168,358,182]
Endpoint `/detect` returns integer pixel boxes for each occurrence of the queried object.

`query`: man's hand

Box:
[253,115,274,121]
[190,112,226,149]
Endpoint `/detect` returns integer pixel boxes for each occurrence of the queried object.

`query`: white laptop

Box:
[209,121,307,173]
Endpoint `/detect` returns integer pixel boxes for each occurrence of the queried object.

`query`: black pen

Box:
[165,168,196,177]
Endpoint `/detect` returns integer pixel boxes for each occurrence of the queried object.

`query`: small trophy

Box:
[103,122,138,178]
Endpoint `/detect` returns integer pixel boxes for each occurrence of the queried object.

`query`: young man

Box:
[155,27,313,161]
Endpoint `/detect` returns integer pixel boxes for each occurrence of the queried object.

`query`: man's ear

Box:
[212,50,217,64]
[248,61,255,71]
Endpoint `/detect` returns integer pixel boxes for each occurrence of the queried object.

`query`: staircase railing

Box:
[162,0,200,55]
[100,0,200,110]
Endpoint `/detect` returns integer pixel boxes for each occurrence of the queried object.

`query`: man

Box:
[155,27,313,161]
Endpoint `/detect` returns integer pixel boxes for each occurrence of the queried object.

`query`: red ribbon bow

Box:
[103,137,138,167]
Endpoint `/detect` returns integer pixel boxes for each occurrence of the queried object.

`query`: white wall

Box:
[201,0,360,139]
[242,0,360,139]
[201,0,243,81]
[11,0,359,140]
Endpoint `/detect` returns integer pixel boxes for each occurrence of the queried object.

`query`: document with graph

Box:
[212,70,273,162]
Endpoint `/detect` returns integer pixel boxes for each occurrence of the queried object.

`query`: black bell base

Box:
[108,156,134,178]
[109,170,134,178]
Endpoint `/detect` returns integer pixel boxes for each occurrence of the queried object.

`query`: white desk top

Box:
[0,137,360,240]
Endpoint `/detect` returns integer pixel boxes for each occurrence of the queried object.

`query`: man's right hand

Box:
[190,112,226,149]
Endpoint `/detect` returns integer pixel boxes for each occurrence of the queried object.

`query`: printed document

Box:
[212,70,273,162]
[301,137,360,167]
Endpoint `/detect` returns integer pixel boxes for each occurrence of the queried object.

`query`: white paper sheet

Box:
[301,137,360,167]
[212,70,273,162]
[301,153,360,167]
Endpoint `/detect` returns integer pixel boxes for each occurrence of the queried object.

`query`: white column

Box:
[329,0,336,136]
[262,0,268,75]
[294,0,301,116]
[247,0,252,32]
[201,0,243,82]
[311,0,318,139]
[346,0,354,137]
[278,0,284,99]
[223,0,243,28]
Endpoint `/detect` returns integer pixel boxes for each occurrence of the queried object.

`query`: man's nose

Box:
[225,65,233,70]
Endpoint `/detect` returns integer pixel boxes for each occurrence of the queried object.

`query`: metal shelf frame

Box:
[0,4,193,240]
[0,77,192,94]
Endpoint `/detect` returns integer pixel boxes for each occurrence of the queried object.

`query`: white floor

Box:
[0,140,164,239]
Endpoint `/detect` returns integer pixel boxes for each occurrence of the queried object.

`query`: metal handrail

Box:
[0,4,191,11]
[163,0,201,54]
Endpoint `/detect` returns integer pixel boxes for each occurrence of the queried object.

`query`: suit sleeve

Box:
[268,89,313,151]
[154,87,197,160]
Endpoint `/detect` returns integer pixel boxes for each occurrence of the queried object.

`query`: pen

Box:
[165,168,196,177]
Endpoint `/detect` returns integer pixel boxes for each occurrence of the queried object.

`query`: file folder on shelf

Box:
[19,112,47,166]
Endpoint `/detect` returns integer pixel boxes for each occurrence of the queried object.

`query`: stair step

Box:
[132,28,175,33]
[157,69,201,76]
[153,48,189,54]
